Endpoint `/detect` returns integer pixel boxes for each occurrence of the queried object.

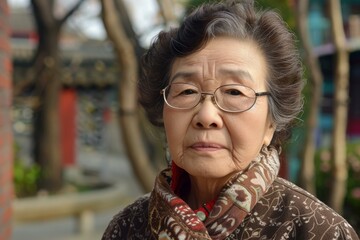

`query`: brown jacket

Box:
[102,175,359,239]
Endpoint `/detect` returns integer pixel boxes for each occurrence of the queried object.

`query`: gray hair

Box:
[139,0,304,148]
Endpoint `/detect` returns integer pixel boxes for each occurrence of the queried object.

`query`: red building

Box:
[10,6,119,168]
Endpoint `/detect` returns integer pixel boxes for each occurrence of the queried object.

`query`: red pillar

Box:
[0,1,13,239]
[60,88,77,167]
[279,151,289,180]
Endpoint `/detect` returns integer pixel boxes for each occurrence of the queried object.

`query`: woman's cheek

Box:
[164,109,188,160]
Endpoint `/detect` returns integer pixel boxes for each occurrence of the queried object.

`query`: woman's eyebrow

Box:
[170,69,254,83]
[218,69,254,83]
[170,71,199,83]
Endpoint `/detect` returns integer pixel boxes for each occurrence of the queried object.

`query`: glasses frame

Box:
[160,83,271,113]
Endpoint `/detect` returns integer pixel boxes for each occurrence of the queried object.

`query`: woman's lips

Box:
[191,142,223,151]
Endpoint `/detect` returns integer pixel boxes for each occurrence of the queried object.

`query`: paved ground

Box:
[12,150,144,240]
[12,112,146,240]
[13,208,114,240]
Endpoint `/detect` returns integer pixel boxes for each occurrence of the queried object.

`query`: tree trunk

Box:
[114,0,166,169]
[31,0,63,192]
[295,0,323,195]
[31,0,85,192]
[32,54,62,191]
[101,0,156,192]
[0,1,13,238]
[328,0,349,214]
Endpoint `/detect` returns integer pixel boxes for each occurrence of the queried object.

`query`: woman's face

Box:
[163,37,275,179]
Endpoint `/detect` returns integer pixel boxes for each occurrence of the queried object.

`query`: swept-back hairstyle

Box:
[139,0,304,148]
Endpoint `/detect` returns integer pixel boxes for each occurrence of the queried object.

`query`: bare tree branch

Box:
[58,0,87,26]
[114,0,145,59]
[328,0,350,214]
[101,0,156,192]
[31,0,56,31]
[156,0,177,28]
[295,0,323,195]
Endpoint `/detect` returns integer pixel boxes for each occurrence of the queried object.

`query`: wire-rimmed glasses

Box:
[161,83,271,113]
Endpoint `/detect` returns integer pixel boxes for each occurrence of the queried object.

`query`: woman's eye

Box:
[180,89,197,95]
[226,89,243,96]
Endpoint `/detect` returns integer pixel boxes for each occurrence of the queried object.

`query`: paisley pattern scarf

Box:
[148,146,280,240]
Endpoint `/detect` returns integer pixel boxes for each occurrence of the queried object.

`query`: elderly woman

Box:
[102,0,359,239]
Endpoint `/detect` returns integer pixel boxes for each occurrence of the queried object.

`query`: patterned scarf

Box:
[148,146,280,240]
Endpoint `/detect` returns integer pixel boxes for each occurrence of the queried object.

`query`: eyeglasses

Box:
[161,83,271,113]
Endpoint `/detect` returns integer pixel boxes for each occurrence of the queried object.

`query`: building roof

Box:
[10,4,121,88]
[12,39,121,88]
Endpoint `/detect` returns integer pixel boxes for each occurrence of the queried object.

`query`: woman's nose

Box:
[192,96,223,129]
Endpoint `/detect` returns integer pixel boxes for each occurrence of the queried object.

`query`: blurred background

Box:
[0,0,359,239]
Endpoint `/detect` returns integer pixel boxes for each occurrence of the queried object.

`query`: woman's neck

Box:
[170,163,236,209]
[186,174,233,209]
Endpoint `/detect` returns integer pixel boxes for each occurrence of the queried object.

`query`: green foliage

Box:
[184,0,219,15]
[13,145,41,198]
[184,0,296,31]
[255,0,296,31]
[345,142,360,234]
[314,141,360,234]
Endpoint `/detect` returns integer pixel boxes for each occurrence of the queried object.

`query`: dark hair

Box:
[138,0,304,148]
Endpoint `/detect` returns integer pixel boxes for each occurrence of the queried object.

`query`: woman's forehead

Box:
[169,38,268,87]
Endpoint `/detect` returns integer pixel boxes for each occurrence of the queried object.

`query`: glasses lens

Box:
[164,83,200,109]
[215,85,256,112]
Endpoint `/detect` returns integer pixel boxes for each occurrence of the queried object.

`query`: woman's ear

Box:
[263,122,276,146]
